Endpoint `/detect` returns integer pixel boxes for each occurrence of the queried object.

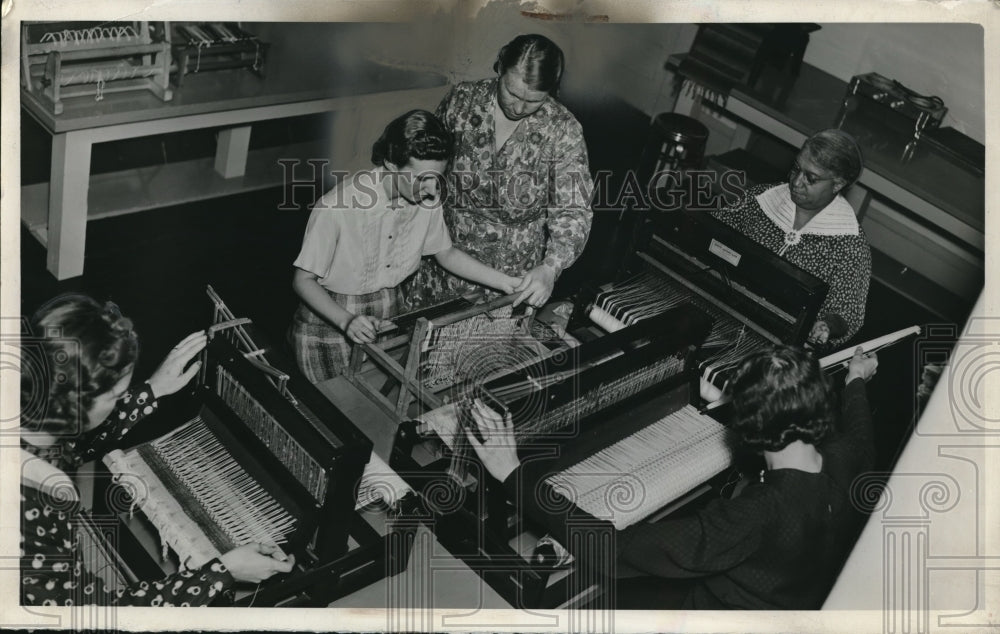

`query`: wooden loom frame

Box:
[385,306,717,610]
[92,285,422,607]
[345,293,525,423]
[202,285,424,605]
[171,22,270,86]
[21,21,173,115]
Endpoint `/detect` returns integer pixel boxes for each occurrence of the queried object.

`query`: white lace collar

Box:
[756,184,859,255]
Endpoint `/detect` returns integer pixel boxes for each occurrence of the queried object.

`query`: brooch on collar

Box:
[778,230,802,256]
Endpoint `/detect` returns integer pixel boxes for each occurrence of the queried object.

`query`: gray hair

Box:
[801,129,864,186]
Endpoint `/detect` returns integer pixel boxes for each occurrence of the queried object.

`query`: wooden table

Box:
[21,54,449,279]
[666,54,984,321]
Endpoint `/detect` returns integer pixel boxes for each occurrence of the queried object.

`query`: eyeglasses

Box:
[788,164,836,187]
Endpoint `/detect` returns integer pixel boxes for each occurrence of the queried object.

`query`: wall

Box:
[333,21,982,140]
[252,19,694,116]
[249,21,983,144]
[804,23,985,143]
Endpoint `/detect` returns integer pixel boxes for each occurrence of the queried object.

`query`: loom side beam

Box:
[428,293,520,329]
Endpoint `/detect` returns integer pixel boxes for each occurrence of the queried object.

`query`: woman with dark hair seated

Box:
[20,295,294,607]
[466,344,879,609]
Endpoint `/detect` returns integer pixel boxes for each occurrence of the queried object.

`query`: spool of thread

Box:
[700,377,724,403]
[588,306,626,333]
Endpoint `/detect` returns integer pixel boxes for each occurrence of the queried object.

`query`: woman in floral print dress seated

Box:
[19,295,294,607]
[711,129,872,352]
[401,33,594,311]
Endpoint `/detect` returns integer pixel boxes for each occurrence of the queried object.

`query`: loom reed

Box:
[150,418,297,549]
[216,367,327,503]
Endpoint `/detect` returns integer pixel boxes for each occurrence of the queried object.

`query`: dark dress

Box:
[503,378,876,609]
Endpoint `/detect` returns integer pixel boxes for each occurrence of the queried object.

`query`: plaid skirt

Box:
[288,287,399,383]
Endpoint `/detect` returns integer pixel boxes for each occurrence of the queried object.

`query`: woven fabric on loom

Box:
[103,447,223,570]
[419,305,535,391]
[103,415,297,570]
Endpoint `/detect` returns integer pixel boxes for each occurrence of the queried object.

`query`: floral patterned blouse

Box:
[21,384,235,606]
[401,78,594,309]
[710,183,872,348]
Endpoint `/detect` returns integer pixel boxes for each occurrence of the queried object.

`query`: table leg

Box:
[214,125,252,178]
[47,131,92,280]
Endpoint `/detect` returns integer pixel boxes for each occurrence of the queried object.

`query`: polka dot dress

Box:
[21,384,159,475]
[21,382,235,606]
[711,183,872,348]
[20,484,234,606]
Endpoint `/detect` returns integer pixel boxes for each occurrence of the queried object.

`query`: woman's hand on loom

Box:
[846,347,878,384]
[513,264,557,308]
[345,315,380,344]
[465,399,521,482]
[220,543,295,584]
[148,331,207,399]
[498,275,523,295]
[807,320,831,346]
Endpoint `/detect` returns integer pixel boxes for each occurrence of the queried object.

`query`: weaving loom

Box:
[421,306,730,528]
[346,293,562,422]
[388,304,726,607]
[172,23,270,86]
[73,510,169,593]
[100,287,417,606]
[579,209,828,401]
[380,211,823,606]
[21,22,172,114]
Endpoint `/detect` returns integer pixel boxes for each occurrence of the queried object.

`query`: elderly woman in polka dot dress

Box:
[711,129,872,352]
[20,295,294,607]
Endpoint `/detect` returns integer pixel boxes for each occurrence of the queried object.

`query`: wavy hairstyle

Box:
[727,345,836,452]
[493,33,564,95]
[801,128,865,187]
[20,294,139,435]
[370,109,453,169]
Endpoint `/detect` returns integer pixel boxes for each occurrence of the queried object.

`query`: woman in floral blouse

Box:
[401,33,594,310]
[20,295,294,607]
